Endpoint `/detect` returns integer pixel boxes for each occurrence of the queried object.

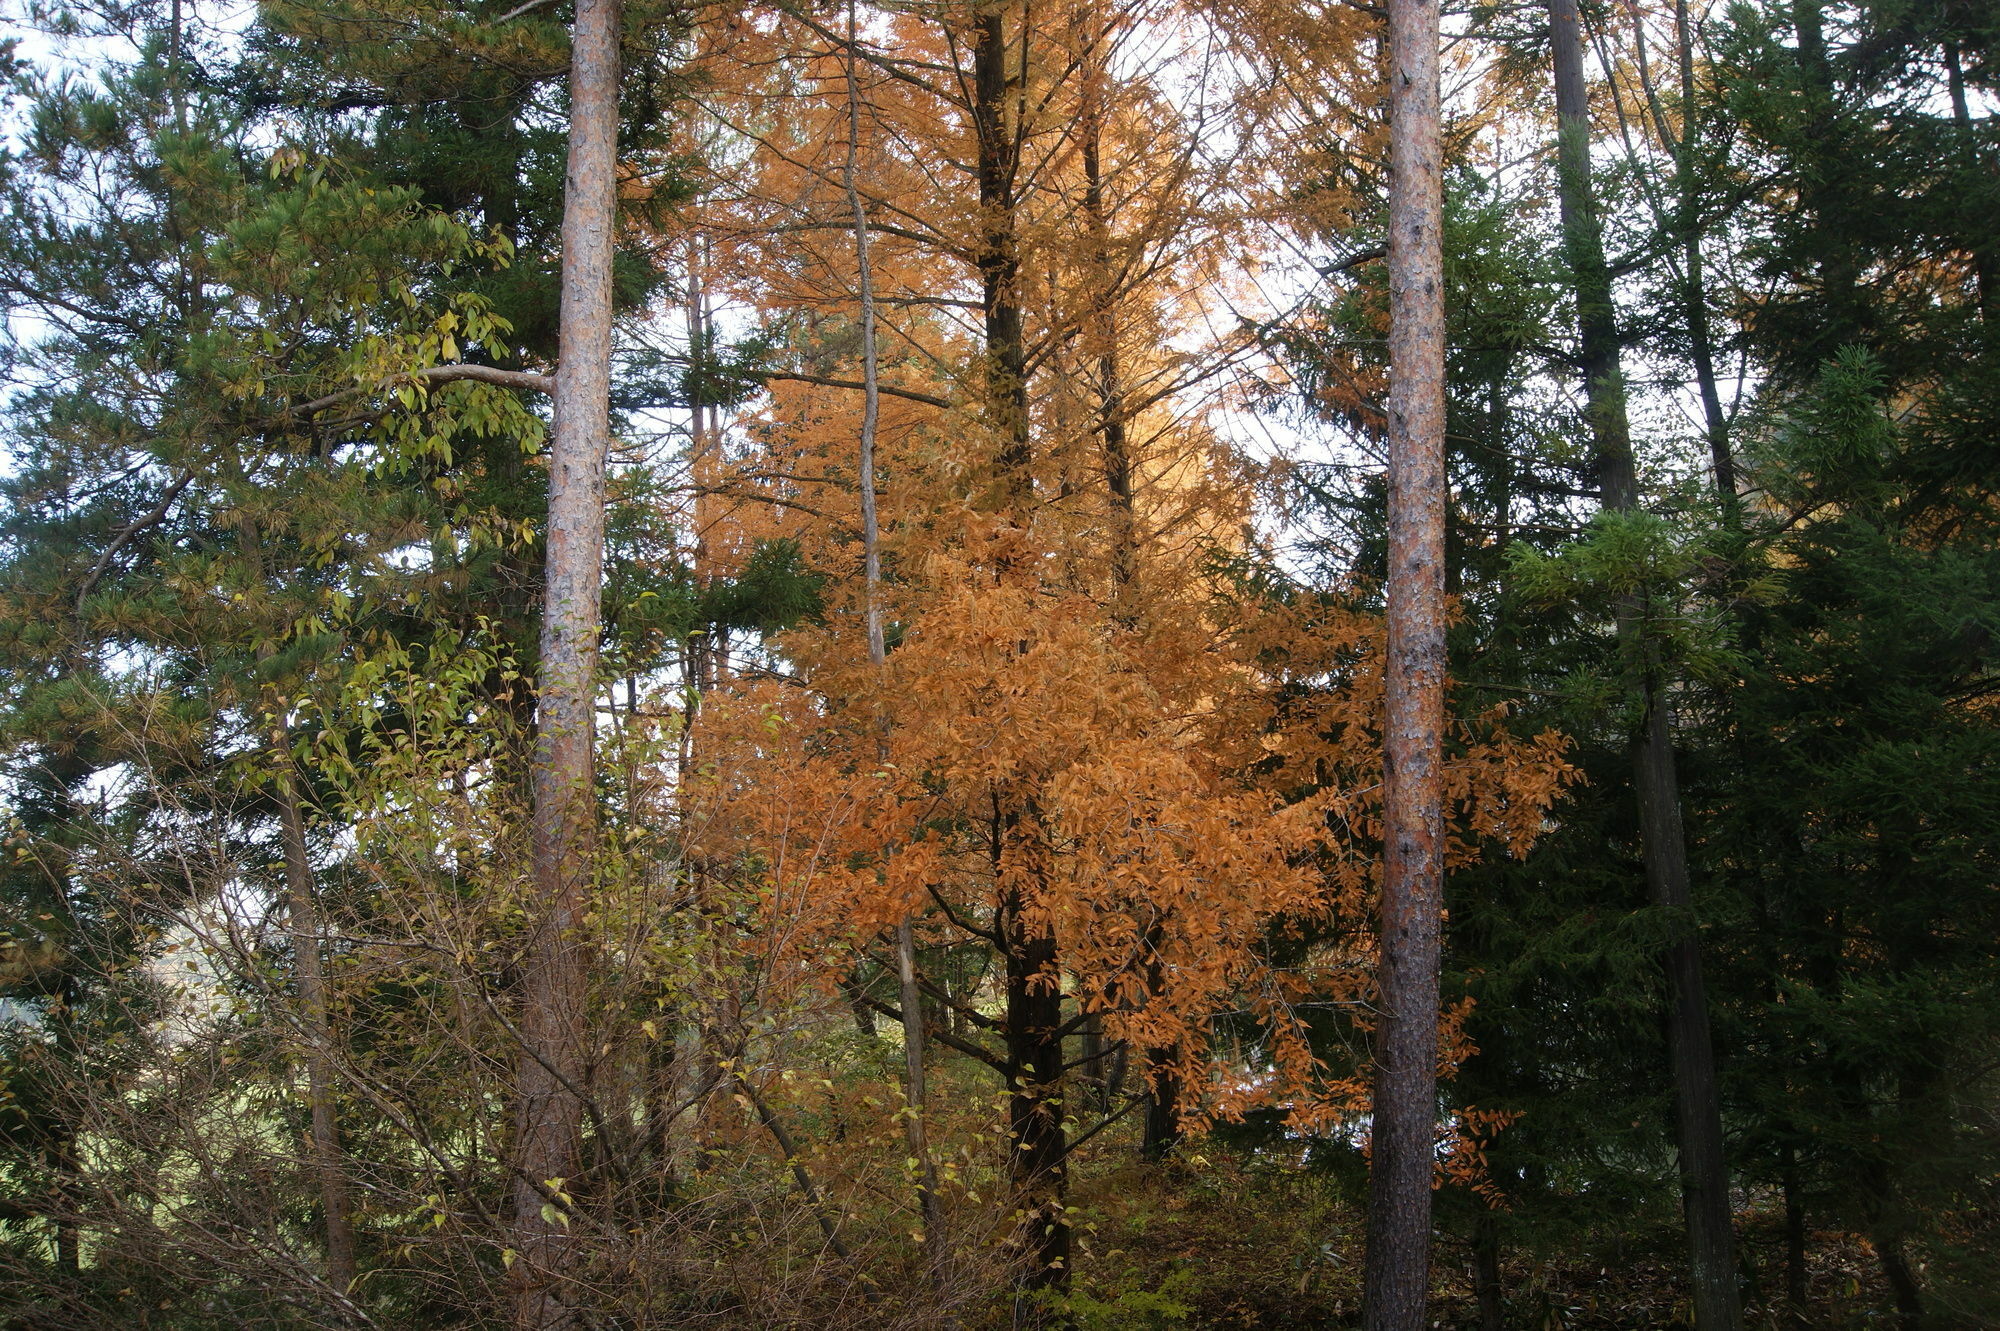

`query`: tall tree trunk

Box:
[1139,1036,1181,1162]
[1787,0,1866,360]
[50,1124,79,1280]
[1080,17,1136,598]
[512,0,620,1323]
[1549,3,1742,1327]
[974,7,1030,492]
[29,759,85,1296]
[1636,694,1742,1331]
[683,236,723,712]
[1672,0,1734,508]
[1137,929,1179,1162]
[1624,0,1732,503]
[1944,42,1995,326]
[998,852,1070,1317]
[846,0,887,679]
[1474,1211,1505,1331]
[1077,1010,1108,1114]
[894,918,942,1249]
[1782,1147,1809,1330]
[1078,14,1175,1161]
[48,975,82,1286]
[240,516,359,1302]
[844,0,943,1260]
[1875,1234,1925,1331]
[275,758,359,1298]
[966,6,1067,1306]
[1361,0,1446,1324]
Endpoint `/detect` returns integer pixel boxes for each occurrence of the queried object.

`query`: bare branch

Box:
[762,370,954,411]
[288,362,555,420]
[74,469,196,614]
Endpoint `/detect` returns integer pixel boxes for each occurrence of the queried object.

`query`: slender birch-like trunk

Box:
[240,515,359,1303]
[1075,5,1173,1164]
[1080,19,1135,599]
[275,760,358,1298]
[1361,0,1446,1325]
[512,0,620,1323]
[843,0,942,1261]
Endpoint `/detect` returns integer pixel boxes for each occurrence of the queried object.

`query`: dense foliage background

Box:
[0,0,1993,1325]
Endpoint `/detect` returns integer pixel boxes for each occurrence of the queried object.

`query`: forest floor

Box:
[1054,1158,1951,1329]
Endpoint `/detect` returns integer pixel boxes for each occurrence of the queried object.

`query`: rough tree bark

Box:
[511,0,621,1324]
[974,7,1030,489]
[964,5,1071,1309]
[1548,2,1743,1327]
[1782,1149,1809,1330]
[1361,0,1446,1324]
[997,817,1070,1314]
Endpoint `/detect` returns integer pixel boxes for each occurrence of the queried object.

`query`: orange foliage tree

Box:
[636,0,1578,1299]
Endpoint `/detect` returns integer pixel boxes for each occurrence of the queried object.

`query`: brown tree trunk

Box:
[1139,1055,1181,1162]
[964,7,1068,1307]
[1788,0,1866,357]
[51,1129,79,1280]
[1475,1211,1505,1331]
[894,918,942,1247]
[1549,4,1742,1327]
[1077,1010,1108,1114]
[1550,0,1635,509]
[47,976,81,1285]
[1875,1234,1925,1331]
[1636,694,1742,1331]
[974,7,1030,491]
[239,514,360,1303]
[1944,43,1995,325]
[1136,914,1178,1160]
[275,761,359,1298]
[846,0,887,678]
[1080,17,1136,597]
[999,866,1070,1316]
[1672,0,1734,508]
[1361,0,1447,1325]
[1137,930,1179,1162]
[1079,17,1176,1163]
[1782,1148,1809,1330]
[512,0,621,1323]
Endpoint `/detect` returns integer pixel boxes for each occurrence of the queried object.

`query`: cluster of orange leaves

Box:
[684,509,1574,1135]
[653,0,1577,1157]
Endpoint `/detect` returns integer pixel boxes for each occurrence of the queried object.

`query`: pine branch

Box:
[73,469,196,615]
[287,363,555,419]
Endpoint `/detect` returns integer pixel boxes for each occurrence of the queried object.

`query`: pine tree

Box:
[1363,0,1449,1323]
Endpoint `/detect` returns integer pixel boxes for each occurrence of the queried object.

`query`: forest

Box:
[0,0,1993,1325]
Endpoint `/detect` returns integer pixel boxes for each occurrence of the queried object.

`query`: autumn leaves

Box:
[505,0,1570,1315]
